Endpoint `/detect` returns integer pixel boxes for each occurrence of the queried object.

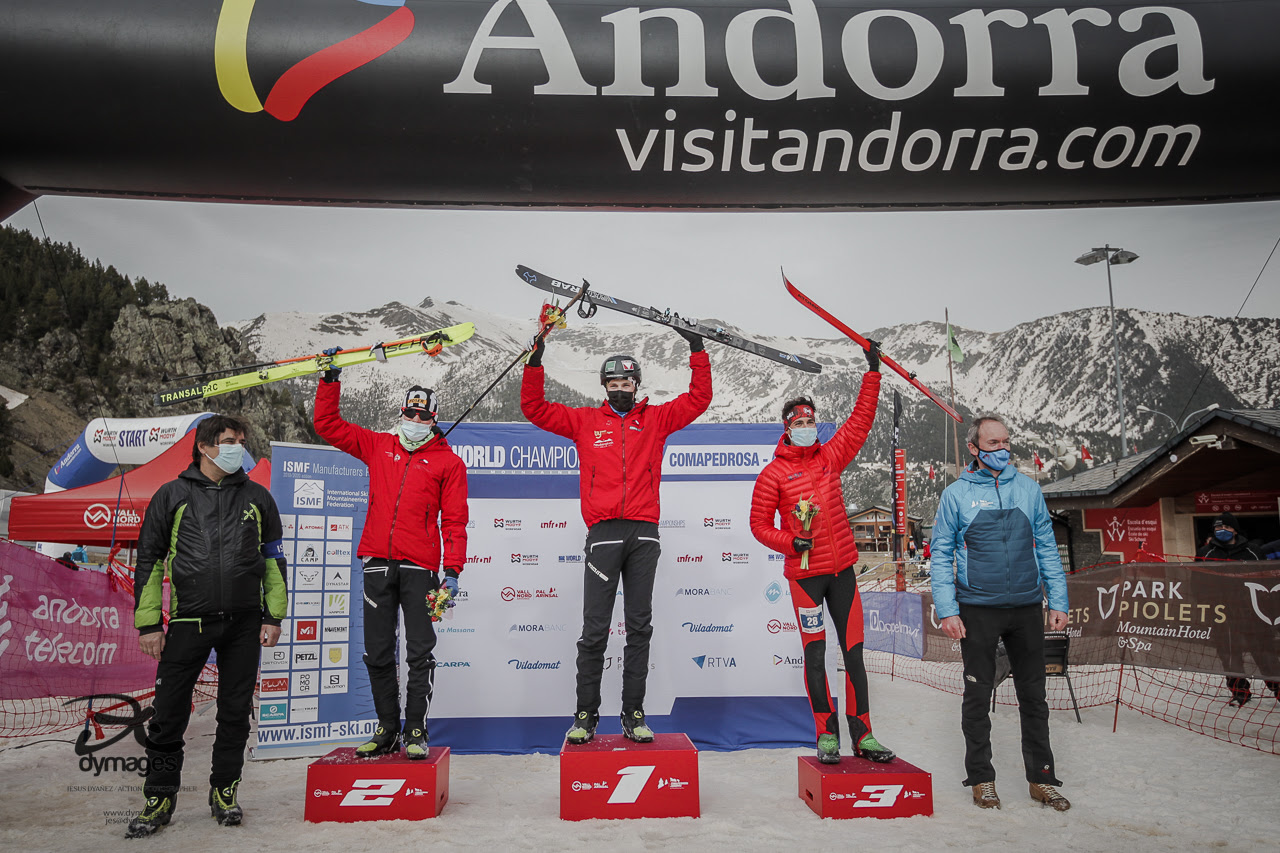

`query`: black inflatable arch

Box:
[2,0,1278,220]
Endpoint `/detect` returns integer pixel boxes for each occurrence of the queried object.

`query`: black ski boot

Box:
[621,709,655,743]
[355,722,401,757]
[565,711,598,745]
[404,725,429,760]
[125,795,174,838]
[209,779,243,826]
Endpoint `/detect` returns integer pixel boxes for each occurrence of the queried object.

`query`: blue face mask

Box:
[207,443,244,474]
[977,448,1011,471]
[1214,529,1234,543]
[789,426,819,447]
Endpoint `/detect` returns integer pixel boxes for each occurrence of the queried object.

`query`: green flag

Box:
[946,322,964,364]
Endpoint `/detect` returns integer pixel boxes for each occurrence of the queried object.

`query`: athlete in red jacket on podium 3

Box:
[750,343,894,766]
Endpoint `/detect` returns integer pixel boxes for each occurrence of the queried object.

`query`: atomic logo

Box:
[215,0,416,122]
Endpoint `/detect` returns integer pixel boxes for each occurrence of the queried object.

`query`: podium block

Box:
[305,746,450,822]
[797,755,932,819]
[560,733,700,820]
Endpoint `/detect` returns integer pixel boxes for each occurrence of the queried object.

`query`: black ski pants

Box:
[958,603,1062,787]
[362,559,438,730]
[142,611,261,802]
[576,519,660,715]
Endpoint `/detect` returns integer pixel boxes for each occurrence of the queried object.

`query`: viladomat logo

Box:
[215,0,416,121]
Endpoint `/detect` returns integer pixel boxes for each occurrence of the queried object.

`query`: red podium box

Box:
[560,733,700,820]
[797,755,932,819]
[304,746,450,822]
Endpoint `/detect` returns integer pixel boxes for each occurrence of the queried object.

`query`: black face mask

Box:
[607,389,635,412]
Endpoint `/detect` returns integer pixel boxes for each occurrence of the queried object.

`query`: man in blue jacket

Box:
[930,413,1070,813]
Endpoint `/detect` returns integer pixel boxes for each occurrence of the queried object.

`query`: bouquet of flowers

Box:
[426,586,453,622]
[792,496,820,572]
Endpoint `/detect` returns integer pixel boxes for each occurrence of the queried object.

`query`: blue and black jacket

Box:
[929,462,1068,618]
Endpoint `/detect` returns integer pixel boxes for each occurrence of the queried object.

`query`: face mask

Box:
[206,443,244,474]
[789,427,818,447]
[401,419,432,442]
[977,448,1011,471]
[607,389,635,412]
[1214,529,1234,543]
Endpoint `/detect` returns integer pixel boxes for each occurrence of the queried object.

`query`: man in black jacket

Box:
[126,415,287,838]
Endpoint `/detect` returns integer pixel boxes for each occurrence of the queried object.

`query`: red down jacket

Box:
[521,351,712,527]
[749,371,880,580]
[314,381,469,572]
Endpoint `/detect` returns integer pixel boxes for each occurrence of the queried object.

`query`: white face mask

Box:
[206,443,244,474]
[789,426,819,447]
[401,419,432,442]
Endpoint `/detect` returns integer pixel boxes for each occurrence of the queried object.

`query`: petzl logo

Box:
[215,0,415,122]
[1097,584,1120,619]
[1244,582,1280,626]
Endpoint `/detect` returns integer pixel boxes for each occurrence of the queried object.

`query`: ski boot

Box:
[855,734,896,763]
[817,733,841,764]
[404,725,429,760]
[209,779,243,826]
[125,795,174,838]
[565,711,598,745]
[355,722,401,757]
[621,709,654,743]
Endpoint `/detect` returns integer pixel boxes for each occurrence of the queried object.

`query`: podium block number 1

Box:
[608,766,656,804]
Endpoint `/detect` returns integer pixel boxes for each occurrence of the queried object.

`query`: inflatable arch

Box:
[45,413,215,493]
[1,0,1278,220]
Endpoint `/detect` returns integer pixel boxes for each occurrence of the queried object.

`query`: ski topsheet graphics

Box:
[783,273,963,422]
[154,323,476,406]
[516,265,821,374]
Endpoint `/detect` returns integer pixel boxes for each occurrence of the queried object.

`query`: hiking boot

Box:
[816,733,840,764]
[621,709,655,743]
[125,796,174,838]
[404,726,429,760]
[1029,783,1071,812]
[972,782,1001,809]
[209,780,243,826]
[565,711,598,745]
[355,722,401,757]
[855,734,895,763]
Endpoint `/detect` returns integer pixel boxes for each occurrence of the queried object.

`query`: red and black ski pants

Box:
[789,566,872,745]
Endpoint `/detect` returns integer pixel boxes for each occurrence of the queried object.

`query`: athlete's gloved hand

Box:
[792,536,814,554]
[321,346,342,383]
[442,572,460,607]
[674,326,705,352]
[864,339,881,373]
[525,335,545,368]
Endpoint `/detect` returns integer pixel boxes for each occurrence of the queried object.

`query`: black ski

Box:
[515,265,822,374]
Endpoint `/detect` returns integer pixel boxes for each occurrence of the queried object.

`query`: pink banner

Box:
[0,540,155,700]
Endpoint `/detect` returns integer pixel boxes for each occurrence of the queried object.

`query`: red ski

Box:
[783,271,963,423]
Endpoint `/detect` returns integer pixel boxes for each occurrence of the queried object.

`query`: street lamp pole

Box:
[1075,245,1139,459]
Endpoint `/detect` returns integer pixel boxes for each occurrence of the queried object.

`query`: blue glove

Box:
[321,346,342,382]
[442,575,460,606]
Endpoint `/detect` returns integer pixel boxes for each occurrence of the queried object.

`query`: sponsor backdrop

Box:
[255,422,923,756]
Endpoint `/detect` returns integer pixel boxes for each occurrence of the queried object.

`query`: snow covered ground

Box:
[2,671,1276,853]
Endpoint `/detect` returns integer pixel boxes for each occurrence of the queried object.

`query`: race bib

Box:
[798,605,824,633]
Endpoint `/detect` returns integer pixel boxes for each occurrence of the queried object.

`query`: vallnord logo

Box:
[215,0,416,122]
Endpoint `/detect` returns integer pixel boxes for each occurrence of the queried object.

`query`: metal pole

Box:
[1104,246,1128,458]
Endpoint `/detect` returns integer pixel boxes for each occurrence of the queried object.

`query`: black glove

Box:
[864,339,881,373]
[792,536,814,554]
[674,326,705,352]
[526,335,545,367]
[321,346,342,383]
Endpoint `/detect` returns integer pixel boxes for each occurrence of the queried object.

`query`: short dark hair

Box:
[781,396,816,423]
[192,414,249,463]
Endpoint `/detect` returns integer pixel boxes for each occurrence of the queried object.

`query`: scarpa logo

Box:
[437,660,471,668]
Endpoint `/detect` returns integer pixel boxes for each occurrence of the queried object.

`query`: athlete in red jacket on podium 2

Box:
[749,343,894,766]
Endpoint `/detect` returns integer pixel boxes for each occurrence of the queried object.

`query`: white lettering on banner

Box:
[340,779,405,807]
[30,596,121,629]
[82,503,141,530]
[508,445,579,469]
[666,446,773,475]
[868,610,921,639]
[607,766,656,805]
[454,445,507,468]
[23,630,118,665]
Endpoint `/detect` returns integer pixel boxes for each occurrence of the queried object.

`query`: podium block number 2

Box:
[608,766,656,804]
[341,779,406,806]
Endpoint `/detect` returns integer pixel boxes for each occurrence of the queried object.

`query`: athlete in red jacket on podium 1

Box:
[314,353,468,761]
[522,328,712,745]
[749,342,894,766]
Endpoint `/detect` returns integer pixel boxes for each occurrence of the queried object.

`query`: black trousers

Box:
[362,559,438,729]
[958,603,1062,787]
[143,612,261,801]
[576,519,660,715]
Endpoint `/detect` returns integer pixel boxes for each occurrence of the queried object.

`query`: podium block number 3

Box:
[853,785,903,808]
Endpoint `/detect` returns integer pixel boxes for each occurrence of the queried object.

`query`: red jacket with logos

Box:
[521,351,712,527]
[314,381,469,572]
[749,371,880,580]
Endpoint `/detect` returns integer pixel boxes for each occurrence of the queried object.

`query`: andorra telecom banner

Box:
[255,422,841,757]
[3,1,1280,216]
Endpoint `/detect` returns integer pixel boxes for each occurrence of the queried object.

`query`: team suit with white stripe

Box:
[930,458,1068,789]
[521,344,712,718]
[749,370,881,749]
[314,380,469,736]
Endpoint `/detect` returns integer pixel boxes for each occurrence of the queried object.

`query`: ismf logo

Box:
[215,0,415,122]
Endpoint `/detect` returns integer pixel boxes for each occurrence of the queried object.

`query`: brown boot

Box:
[972,782,1001,809]
[1029,783,1071,811]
